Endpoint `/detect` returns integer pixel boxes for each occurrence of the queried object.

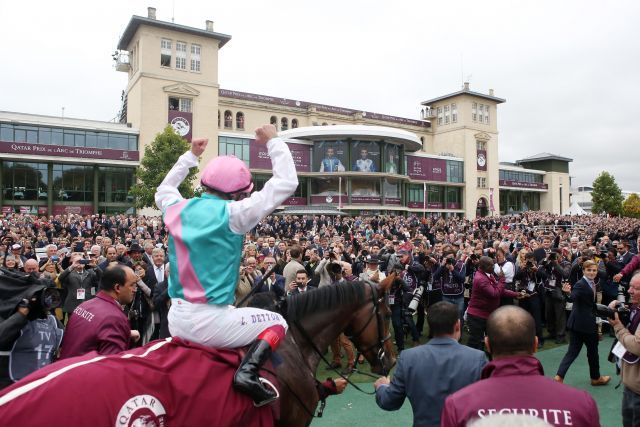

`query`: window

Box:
[52,164,93,202]
[281,117,288,131]
[383,178,400,199]
[478,104,484,124]
[1,123,13,141]
[472,102,477,122]
[270,116,277,126]
[484,105,490,124]
[218,136,250,165]
[437,107,443,125]
[444,105,450,124]
[476,141,486,151]
[477,177,487,188]
[291,119,299,129]
[446,160,463,183]
[224,110,233,129]
[446,187,461,207]
[451,103,458,123]
[408,184,424,203]
[218,111,221,128]
[428,186,444,207]
[175,42,187,70]
[351,178,380,199]
[169,97,192,112]
[98,167,135,203]
[190,44,201,72]
[2,161,48,202]
[236,112,244,130]
[161,38,172,67]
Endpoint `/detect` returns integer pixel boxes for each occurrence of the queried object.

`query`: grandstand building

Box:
[0,7,571,218]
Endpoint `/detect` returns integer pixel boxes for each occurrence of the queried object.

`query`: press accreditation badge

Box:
[528,281,536,292]
[613,341,626,359]
[91,287,96,296]
[548,278,556,288]
[388,295,395,305]
[77,289,86,300]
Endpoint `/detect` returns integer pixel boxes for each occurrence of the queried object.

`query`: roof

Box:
[117,16,232,50]
[421,88,506,106]
[280,125,422,151]
[276,205,350,216]
[219,89,430,129]
[516,152,573,163]
[0,110,139,134]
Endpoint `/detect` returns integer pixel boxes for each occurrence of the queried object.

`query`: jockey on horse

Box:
[155,124,298,407]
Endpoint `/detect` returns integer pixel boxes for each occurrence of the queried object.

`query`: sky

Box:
[1,0,639,191]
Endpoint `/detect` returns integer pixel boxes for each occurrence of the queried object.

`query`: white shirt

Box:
[154,264,165,284]
[155,137,298,235]
[494,261,515,283]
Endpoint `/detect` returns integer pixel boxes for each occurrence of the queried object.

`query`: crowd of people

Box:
[1,123,640,425]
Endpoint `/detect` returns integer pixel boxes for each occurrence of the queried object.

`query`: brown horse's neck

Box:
[292,304,358,373]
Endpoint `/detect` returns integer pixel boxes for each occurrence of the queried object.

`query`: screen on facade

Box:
[384,145,401,174]
[350,141,380,172]
[313,141,347,172]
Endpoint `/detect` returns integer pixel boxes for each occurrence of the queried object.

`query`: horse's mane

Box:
[287,281,366,322]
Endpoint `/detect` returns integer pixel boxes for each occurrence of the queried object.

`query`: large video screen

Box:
[350,141,380,172]
[313,141,347,172]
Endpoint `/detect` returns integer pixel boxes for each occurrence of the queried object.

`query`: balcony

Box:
[113,51,130,72]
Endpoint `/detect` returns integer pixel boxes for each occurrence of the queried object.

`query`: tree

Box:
[130,125,197,209]
[623,193,640,218]
[591,171,624,216]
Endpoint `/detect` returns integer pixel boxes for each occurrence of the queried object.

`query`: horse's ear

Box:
[379,271,395,292]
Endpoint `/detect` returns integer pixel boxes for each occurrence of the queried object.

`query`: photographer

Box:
[58,253,100,324]
[514,252,547,347]
[389,247,423,350]
[541,249,571,344]
[433,255,465,322]
[0,271,64,389]
[609,273,640,426]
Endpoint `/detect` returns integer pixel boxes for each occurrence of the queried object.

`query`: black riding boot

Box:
[233,339,278,407]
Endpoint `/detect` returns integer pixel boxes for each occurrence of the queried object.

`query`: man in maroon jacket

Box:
[441,306,600,427]
[466,256,526,350]
[59,264,140,359]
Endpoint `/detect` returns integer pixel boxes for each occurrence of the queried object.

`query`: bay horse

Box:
[273,274,396,426]
[0,275,396,427]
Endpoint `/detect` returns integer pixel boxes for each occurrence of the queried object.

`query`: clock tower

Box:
[421,83,505,217]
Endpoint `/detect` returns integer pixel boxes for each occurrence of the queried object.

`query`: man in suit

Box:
[374,301,487,427]
[254,256,286,298]
[555,259,611,385]
[152,262,171,339]
[145,248,167,289]
[533,235,554,263]
[287,270,316,295]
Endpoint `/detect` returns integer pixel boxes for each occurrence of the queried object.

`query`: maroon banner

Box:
[310,195,345,206]
[477,150,487,171]
[38,207,48,215]
[351,196,381,204]
[446,202,462,209]
[385,198,401,206]
[1,206,12,214]
[406,156,447,181]
[499,180,548,190]
[168,110,193,142]
[52,205,94,215]
[0,140,139,161]
[283,197,307,206]
[250,142,311,172]
[407,201,445,209]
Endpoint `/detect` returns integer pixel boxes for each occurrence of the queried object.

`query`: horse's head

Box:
[344,273,397,375]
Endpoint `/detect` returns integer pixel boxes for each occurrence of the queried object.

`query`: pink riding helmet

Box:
[200,155,254,194]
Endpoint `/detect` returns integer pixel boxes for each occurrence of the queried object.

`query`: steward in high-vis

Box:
[155,124,298,406]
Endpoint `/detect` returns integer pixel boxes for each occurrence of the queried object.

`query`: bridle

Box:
[344,282,392,377]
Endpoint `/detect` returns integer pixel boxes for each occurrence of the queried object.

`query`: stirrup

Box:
[254,377,279,408]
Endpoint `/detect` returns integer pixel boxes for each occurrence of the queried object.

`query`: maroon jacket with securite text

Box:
[440,355,600,427]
